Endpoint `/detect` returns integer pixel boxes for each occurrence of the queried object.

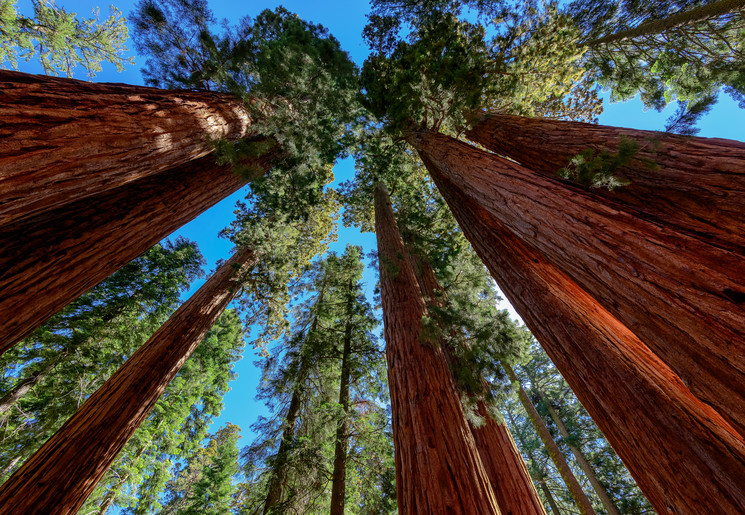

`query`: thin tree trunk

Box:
[502,363,596,515]
[587,0,745,46]
[374,182,500,514]
[97,472,129,515]
[0,70,253,227]
[420,154,745,513]
[411,130,745,437]
[408,250,544,515]
[506,409,564,515]
[263,283,327,514]
[329,287,354,515]
[0,249,255,514]
[530,382,622,515]
[465,112,745,250]
[0,357,60,415]
[0,145,277,356]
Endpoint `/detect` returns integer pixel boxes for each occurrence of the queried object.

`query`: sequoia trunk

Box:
[412,130,745,437]
[0,249,255,514]
[407,250,544,515]
[374,182,500,514]
[0,70,253,227]
[421,154,745,513]
[502,363,596,515]
[0,147,276,355]
[466,113,745,250]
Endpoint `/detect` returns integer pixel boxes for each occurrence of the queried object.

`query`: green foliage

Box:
[558,134,638,189]
[80,310,245,514]
[0,0,132,77]
[132,2,361,182]
[238,247,394,514]
[0,239,203,483]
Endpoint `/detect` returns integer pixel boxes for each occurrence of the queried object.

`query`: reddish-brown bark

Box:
[374,182,500,515]
[0,70,253,227]
[0,147,276,355]
[421,157,745,513]
[411,130,745,437]
[407,251,544,515]
[466,113,745,250]
[0,249,255,514]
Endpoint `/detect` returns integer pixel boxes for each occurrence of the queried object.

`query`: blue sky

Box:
[10,0,744,453]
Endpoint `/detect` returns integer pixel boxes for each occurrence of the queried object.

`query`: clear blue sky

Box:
[11,0,744,453]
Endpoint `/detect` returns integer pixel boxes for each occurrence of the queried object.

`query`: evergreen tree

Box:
[0,239,203,482]
[0,0,132,77]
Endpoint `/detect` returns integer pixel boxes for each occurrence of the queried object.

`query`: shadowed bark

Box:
[0,249,255,514]
[411,130,745,437]
[419,152,745,513]
[0,146,277,355]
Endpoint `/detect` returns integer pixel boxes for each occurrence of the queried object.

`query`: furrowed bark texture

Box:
[0,70,252,227]
[0,249,255,515]
[421,157,745,513]
[502,364,596,515]
[0,147,276,355]
[466,113,745,250]
[374,183,500,515]
[413,130,745,437]
[531,384,622,515]
[408,251,544,515]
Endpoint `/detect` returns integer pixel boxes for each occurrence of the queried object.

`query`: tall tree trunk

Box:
[374,182,500,515]
[420,155,745,513]
[506,409,564,515]
[528,379,622,515]
[0,249,255,514]
[0,70,253,227]
[263,283,327,514]
[587,0,745,46]
[329,288,354,515]
[0,357,60,415]
[0,146,277,355]
[411,130,745,437]
[502,363,596,515]
[408,250,544,515]
[465,113,745,250]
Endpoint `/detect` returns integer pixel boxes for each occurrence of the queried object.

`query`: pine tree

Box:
[0,0,133,77]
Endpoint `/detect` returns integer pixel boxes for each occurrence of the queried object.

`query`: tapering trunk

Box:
[0,70,253,227]
[587,0,745,46]
[465,113,745,250]
[506,409,565,515]
[0,357,60,415]
[408,250,543,515]
[374,182,500,515]
[530,384,621,515]
[0,146,276,356]
[502,363,596,515]
[537,482,562,515]
[262,381,304,514]
[0,249,255,514]
[97,472,129,515]
[263,288,326,514]
[411,130,745,437]
[420,153,745,513]
[329,293,354,515]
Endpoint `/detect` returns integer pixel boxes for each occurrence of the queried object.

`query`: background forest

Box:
[1,0,743,514]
